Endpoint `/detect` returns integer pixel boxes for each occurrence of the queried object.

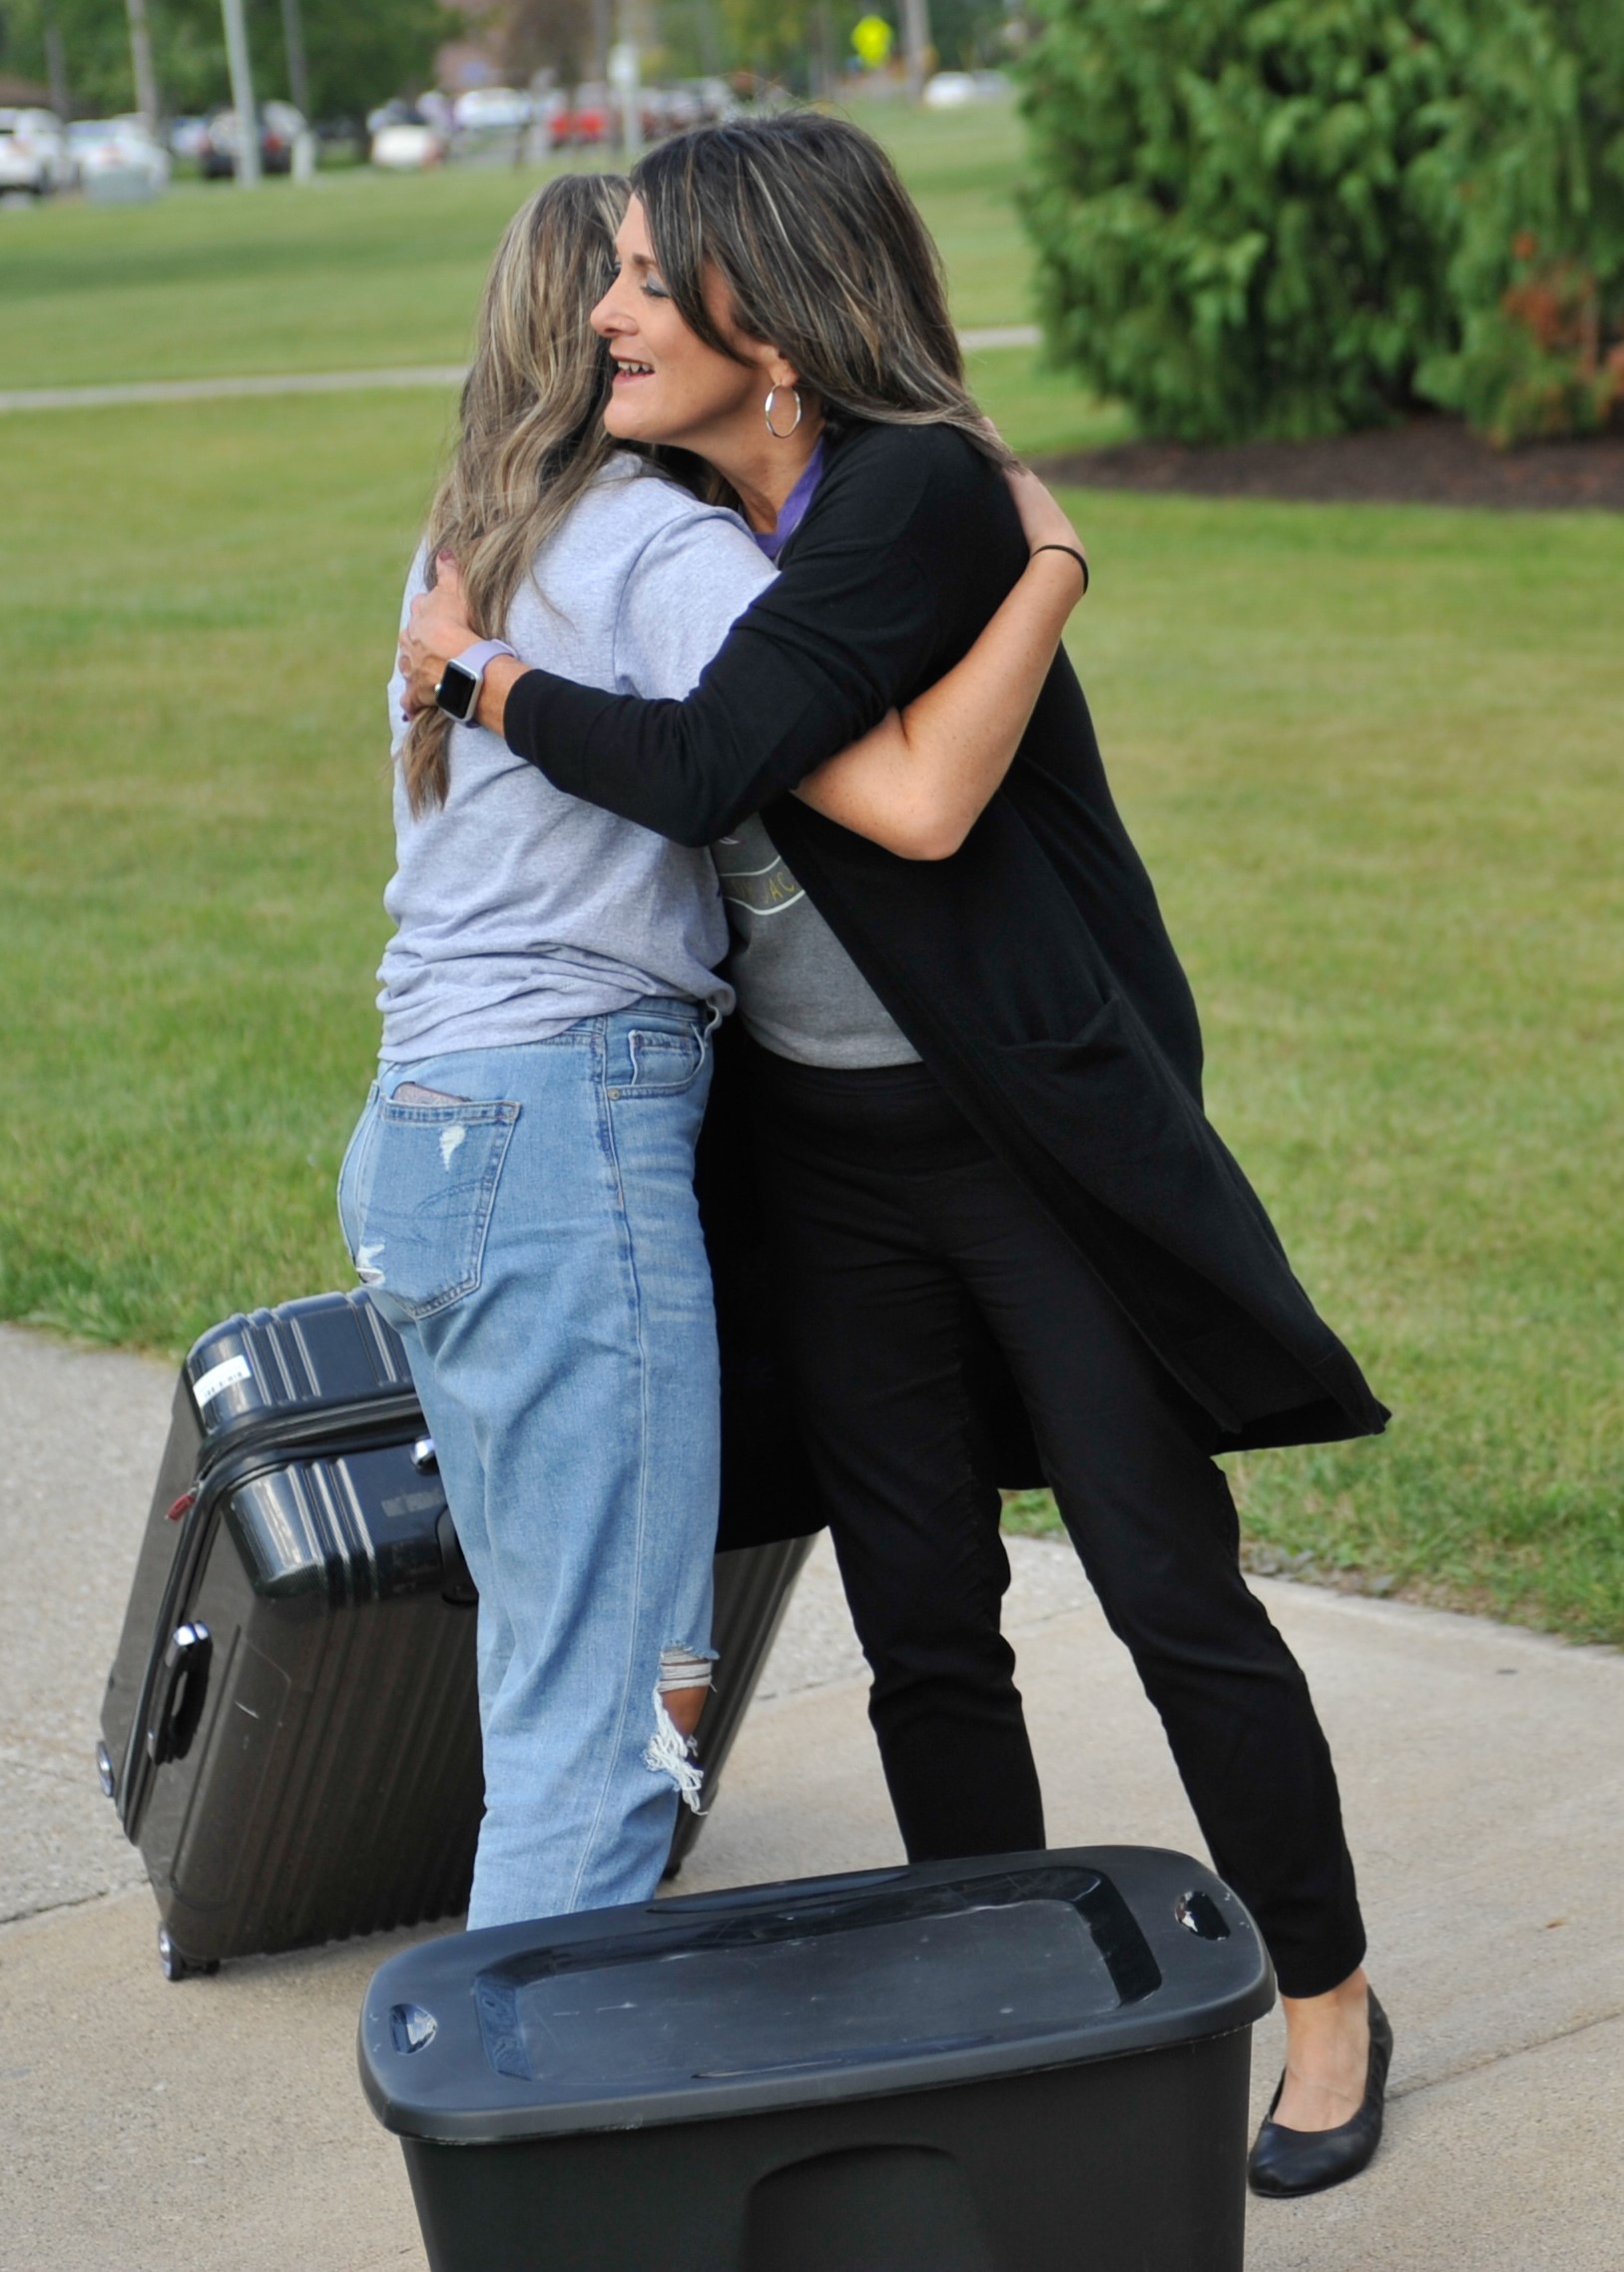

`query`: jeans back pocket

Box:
[337,1090,520,1327]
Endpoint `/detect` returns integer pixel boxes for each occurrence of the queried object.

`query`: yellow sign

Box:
[851,14,894,67]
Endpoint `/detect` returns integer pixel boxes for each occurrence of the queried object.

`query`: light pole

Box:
[278,0,310,120]
[219,0,261,185]
[695,0,720,80]
[901,0,932,102]
[124,0,160,132]
[42,4,71,122]
[609,0,642,160]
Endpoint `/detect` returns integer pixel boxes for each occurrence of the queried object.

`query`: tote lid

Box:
[359,1848,1272,2144]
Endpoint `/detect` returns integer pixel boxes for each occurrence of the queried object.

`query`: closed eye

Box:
[612,253,672,300]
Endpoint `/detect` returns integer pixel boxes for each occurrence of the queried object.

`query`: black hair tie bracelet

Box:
[1030,542,1089,595]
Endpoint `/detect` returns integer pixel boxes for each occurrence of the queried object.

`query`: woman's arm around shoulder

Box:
[792,465,1089,859]
[397,425,1048,850]
[398,423,1017,847]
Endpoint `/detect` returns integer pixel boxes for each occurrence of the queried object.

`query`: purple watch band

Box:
[450,638,518,678]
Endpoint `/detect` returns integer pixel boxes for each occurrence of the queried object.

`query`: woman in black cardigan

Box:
[402,114,1392,2198]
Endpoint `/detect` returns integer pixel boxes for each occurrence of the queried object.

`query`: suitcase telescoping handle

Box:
[146,1622,213,1767]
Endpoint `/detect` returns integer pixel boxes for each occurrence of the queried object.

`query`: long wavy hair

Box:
[401,172,629,817]
[630,114,1011,468]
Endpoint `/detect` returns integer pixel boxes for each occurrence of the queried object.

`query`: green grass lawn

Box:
[1066,496,1623,1644]
[3,106,1619,1644]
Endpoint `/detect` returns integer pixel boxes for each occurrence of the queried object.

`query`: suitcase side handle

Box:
[118,1398,426,1841]
[146,1621,213,1767]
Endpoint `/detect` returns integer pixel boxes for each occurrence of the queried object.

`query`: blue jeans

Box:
[336,1001,719,1929]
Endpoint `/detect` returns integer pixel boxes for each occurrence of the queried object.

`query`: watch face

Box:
[434,661,479,722]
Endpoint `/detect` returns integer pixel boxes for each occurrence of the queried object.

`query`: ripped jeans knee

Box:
[644,1645,717,1813]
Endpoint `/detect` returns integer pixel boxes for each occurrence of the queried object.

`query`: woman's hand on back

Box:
[399,554,478,720]
[1004,466,1088,586]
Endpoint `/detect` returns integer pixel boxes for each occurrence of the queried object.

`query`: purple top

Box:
[752,439,825,562]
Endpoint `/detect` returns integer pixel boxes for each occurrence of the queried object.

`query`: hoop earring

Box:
[764,384,804,439]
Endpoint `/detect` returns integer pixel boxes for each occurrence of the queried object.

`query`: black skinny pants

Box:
[747,1046,1365,1998]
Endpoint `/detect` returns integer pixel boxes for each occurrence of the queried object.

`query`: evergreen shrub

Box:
[1416,1,1624,442]
[1019,0,1624,445]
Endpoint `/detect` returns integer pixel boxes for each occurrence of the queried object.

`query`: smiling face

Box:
[592,196,787,459]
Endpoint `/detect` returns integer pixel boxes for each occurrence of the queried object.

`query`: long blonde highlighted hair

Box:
[401,172,630,817]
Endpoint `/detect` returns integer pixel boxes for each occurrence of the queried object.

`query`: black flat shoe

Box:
[1248,1990,1393,2199]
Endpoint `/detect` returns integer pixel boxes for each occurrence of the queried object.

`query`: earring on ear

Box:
[764,384,805,439]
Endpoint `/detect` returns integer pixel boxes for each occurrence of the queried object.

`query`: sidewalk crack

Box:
[1390,2003,1624,2100]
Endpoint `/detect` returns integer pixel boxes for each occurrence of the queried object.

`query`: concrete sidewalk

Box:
[2,1321,1620,2268]
[0,330,1040,417]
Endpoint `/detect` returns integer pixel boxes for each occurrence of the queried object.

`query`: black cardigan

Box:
[505,423,1387,1539]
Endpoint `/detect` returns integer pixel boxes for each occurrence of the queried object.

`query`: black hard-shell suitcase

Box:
[100,1290,812,1980]
[99,1291,481,1980]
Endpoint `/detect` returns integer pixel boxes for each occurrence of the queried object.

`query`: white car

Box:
[370,114,448,172]
[921,71,1010,110]
[67,116,171,199]
[0,108,70,196]
[452,86,533,134]
[168,115,212,162]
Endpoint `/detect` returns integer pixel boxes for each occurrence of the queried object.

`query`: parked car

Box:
[0,107,70,197]
[367,96,420,137]
[549,84,611,147]
[168,115,212,162]
[198,101,306,178]
[922,71,976,109]
[451,85,533,134]
[923,69,1010,109]
[369,105,447,172]
[639,86,694,139]
[67,116,171,196]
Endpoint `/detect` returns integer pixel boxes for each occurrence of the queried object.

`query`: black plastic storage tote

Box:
[359,1845,1274,2272]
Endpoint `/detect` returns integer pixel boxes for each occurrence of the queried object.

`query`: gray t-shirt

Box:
[714,815,919,1068]
[377,458,773,1062]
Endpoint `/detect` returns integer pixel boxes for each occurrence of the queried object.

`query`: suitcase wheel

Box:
[157,1925,220,1983]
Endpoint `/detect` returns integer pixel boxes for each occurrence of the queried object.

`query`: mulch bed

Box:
[1031,414,1624,511]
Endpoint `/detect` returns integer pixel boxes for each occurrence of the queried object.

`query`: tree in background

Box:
[1020,0,1624,446]
[0,0,1026,133]
[291,0,455,118]
[2,0,139,111]
[928,0,1014,70]
[709,0,1009,92]
[0,0,453,121]
[717,0,822,90]
[1415,0,1624,441]
[502,0,596,85]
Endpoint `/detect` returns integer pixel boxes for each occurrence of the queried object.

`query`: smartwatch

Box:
[433,638,517,725]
